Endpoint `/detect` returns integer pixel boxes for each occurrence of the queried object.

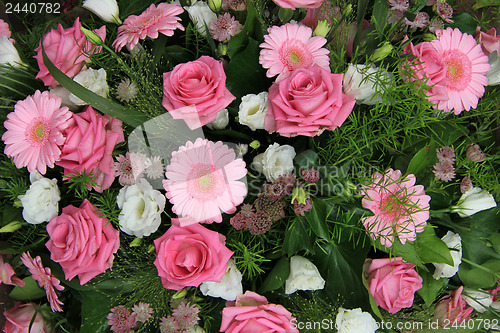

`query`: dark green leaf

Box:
[9,277,46,301]
[473,0,500,10]
[406,141,437,175]
[283,218,316,255]
[80,289,118,333]
[372,0,388,35]
[2,205,22,226]
[278,8,294,23]
[41,45,148,128]
[295,150,319,169]
[415,226,454,266]
[416,269,447,308]
[227,0,261,58]
[303,200,330,241]
[259,257,290,294]
[447,13,477,35]
[459,259,500,289]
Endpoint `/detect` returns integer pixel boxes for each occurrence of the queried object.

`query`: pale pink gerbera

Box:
[20,252,64,312]
[431,28,490,114]
[113,3,185,52]
[209,13,242,42]
[2,90,73,174]
[163,138,247,225]
[259,23,330,82]
[361,168,431,247]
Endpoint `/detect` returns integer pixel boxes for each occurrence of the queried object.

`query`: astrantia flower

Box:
[433,0,454,23]
[430,28,490,114]
[113,3,185,51]
[429,17,445,33]
[116,78,138,102]
[160,316,180,333]
[361,169,431,247]
[259,23,330,81]
[132,302,153,323]
[20,252,64,312]
[436,146,455,163]
[209,13,242,42]
[2,90,73,174]
[433,161,455,182]
[113,152,147,185]
[404,12,430,28]
[246,211,273,235]
[388,0,409,11]
[107,305,136,333]
[172,301,200,330]
[145,156,164,179]
[163,138,247,224]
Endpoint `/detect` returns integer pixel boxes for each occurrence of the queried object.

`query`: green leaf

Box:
[414,226,454,266]
[283,217,316,255]
[372,0,388,35]
[473,0,500,10]
[490,234,500,254]
[361,272,384,320]
[80,289,118,333]
[2,205,22,226]
[381,237,425,268]
[447,13,477,35]
[10,277,46,301]
[225,38,272,99]
[41,45,148,128]
[406,140,437,175]
[259,257,290,294]
[459,259,500,289]
[227,0,261,58]
[303,200,331,241]
[0,221,22,233]
[416,269,447,308]
[278,8,294,23]
[313,241,370,308]
[294,150,319,169]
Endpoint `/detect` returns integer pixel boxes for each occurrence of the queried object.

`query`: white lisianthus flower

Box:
[238,92,269,131]
[336,308,378,333]
[343,64,391,105]
[463,289,493,313]
[451,187,497,217]
[206,109,229,130]
[432,231,462,279]
[486,51,500,86]
[69,68,110,106]
[0,36,23,68]
[50,86,79,111]
[117,178,166,238]
[82,0,121,24]
[18,171,60,225]
[200,259,243,300]
[252,143,296,182]
[285,255,325,294]
[184,1,217,36]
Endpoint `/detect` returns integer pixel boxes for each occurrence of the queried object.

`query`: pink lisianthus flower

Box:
[361,168,430,247]
[433,286,474,327]
[1,90,73,174]
[162,56,236,130]
[20,252,64,312]
[56,106,124,192]
[163,138,247,225]
[265,65,355,137]
[475,27,500,56]
[153,223,233,290]
[220,291,299,332]
[0,255,25,287]
[3,303,51,333]
[259,23,330,82]
[45,199,120,285]
[34,18,106,87]
[113,3,184,52]
[0,19,14,43]
[365,257,423,314]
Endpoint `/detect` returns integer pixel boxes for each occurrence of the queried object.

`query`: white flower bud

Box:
[251,143,295,182]
[336,308,378,333]
[206,109,229,130]
[432,231,462,279]
[19,171,60,225]
[82,0,121,24]
[184,1,217,36]
[452,187,497,217]
[200,259,243,300]
[285,255,325,294]
[343,64,391,105]
[0,36,23,68]
[238,92,268,131]
[463,289,493,313]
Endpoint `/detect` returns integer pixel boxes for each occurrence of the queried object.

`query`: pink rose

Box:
[433,286,473,327]
[34,18,106,87]
[265,65,355,137]
[56,106,124,192]
[45,199,120,285]
[220,291,299,332]
[272,0,323,10]
[153,223,233,290]
[365,257,423,314]
[162,56,236,130]
[3,303,51,333]
[475,27,500,56]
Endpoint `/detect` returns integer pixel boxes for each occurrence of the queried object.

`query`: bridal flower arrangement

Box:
[0,0,499,332]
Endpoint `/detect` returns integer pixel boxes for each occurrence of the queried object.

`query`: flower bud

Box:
[369,42,393,62]
[466,143,486,162]
[291,187,307,205]
[208,0,222,12]
[249,140,260,149]
[313,20,331,37]
[82,0,122,24]
[80,27,104,46]
[452,187,497,217]
[285,256,325,294]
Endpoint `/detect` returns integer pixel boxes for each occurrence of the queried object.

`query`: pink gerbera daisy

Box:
[209,13,242,42]
[113,3,185,51]
[20,252,64,312]
[1,90,73,174]
[259,23,330,82]
[163,138,247,225]
[431,28,490,114]
[361,169,431,247]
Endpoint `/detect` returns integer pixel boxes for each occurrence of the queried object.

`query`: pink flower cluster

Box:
[107,303,154,333]
[403,28,490,114]
[34,18,106,87]
[433,286,473,327]
[433,146,456,182]
[221,291,299,332]
[160,301,200,333]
